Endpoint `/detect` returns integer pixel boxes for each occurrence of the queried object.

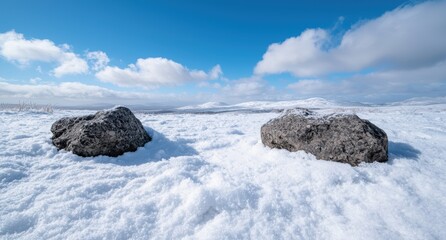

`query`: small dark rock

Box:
[261,109,388,166]
[51,106,151,157]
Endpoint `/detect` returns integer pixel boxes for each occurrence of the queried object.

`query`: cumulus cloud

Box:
[0,32,61,63]
[0,31,88,77]
[86,51,110,71]
[53,52,89,77]
[96,57,222,87]
[255,0,446,77]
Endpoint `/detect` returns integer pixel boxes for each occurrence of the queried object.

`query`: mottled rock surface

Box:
[261,109,388,166]
[51,106,151,157]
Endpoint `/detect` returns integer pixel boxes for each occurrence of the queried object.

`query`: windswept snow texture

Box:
[1,100,446,239]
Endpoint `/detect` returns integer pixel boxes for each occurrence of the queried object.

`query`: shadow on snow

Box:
[388,141,421,162]
[90,127,198,166]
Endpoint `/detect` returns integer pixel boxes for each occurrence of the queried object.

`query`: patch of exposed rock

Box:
[261,109,388,166]
[51,106,151,157]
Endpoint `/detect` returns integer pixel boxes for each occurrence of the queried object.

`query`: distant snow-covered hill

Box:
[178,101,229,110]
[388,96,446,106]
[177,97,362,112]
[233,97,341,109]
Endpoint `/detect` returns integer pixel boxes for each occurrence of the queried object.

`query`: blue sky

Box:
[0,0,445,106]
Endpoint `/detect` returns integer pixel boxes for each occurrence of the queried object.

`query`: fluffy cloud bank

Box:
[222,77,274,98]
[0,30,219,89]
[0,81,162,105]
[287,60,446,100]
[96,58,222,88]
[255,0,446,77]
[0,31,88,77]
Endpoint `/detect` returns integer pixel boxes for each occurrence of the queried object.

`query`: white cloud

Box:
[96,57,222,87]
[198,81,222,88]
[0,81,158,104]
[222,77,274,98]
[0,31,88,77]
[287,60,446,101]
[29,77,42,84]
[86,51,110,71]
[256,29,329,76]
[288,79,331,94]
[0,35,61,63]
[255,0,446,77]
[0,80,244,106]
[53,52,89,77]
[209,64,223,79]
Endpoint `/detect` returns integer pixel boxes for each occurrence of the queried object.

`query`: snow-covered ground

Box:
[175,98,356,113]
[1,100,446,239]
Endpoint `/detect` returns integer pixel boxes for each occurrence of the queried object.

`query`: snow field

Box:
[1,104,445,239]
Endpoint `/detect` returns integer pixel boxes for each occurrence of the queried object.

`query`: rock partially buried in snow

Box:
[261,109,388,166]
[51,106,151,157]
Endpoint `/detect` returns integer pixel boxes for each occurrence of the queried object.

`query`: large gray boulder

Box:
[261,109,388,166]
[51,106,151,157]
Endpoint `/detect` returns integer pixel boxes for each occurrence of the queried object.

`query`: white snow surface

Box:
[1,101,446,239]
[176,98,352,112]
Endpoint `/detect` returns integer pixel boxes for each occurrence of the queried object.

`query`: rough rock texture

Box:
[51,106,151,157]
[261,109,388,166]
